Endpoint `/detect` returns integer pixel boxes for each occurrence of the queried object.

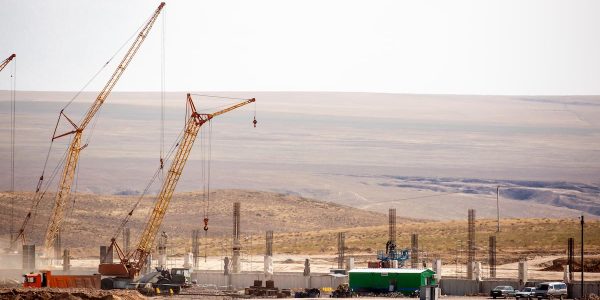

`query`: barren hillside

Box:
[0,189,412,257]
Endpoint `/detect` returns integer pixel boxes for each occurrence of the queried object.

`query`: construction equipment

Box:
[23,270,100,289]
[98,93,255,289]
[31,2,165,256]
[0,54,16,72]
[377,241,410,267]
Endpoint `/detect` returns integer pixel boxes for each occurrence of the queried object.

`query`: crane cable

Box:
[9,56,16,244]
[25,13,152,244]
[111,123,185,244]
[160,8,166,175]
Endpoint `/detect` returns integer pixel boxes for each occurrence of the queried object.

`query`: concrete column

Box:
[183,252,193,268]
[22,244,35,271]
[433,259,442,281]
[158,253,167,269]
[63,249,71,271]
[346,257,355,271]
[232,251,241,273]
[303,258,311,276]
[100,246,113,264]
[145,254,153,274]
[518,260,528,286]
[224,256,230,275]
[264,255,273,278]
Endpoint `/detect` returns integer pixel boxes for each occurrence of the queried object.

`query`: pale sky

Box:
[1,0,600,95]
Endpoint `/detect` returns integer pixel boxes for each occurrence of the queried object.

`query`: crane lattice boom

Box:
[42,2,165,255]
[99,94,255,278]
[0,54,16,72]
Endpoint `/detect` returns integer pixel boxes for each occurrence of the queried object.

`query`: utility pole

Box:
[581,215,584,300]
[496,186,501,232]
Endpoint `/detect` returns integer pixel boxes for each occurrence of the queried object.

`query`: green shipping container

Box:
[349,268,436,295]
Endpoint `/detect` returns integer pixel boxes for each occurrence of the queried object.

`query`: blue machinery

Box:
[377,241,410,266]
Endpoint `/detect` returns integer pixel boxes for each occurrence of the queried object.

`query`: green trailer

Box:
[348,268,436,295]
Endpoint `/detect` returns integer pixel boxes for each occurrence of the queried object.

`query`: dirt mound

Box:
[540,257,600,272]
[0,288,145,300]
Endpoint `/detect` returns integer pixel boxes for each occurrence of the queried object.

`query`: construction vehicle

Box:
[23,270,100,289]
[12,2,165,252]
[0,54,16,72]
[98,93,256,290]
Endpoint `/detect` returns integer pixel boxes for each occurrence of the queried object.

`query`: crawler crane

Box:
[25,3,165,255]
[98,94,255,289]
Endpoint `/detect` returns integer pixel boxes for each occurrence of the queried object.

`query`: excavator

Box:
[98,93,256,290]
[12,2,165,253]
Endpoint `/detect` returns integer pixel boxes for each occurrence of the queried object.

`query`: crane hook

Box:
[253,116,257,128]
[203,217,209,231]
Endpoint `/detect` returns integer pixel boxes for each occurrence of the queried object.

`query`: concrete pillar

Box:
[100,245,113,264]
[22,244,35,271]
[303,258,311,276]
[433,259,442,281]
[264,255,273,277]
[467,262,477,280]
[518,260,528,286]
[183,252,193,269]
[224,256,230,275]
[63,249,71,271]
[232,250,241,273]
[475,262,482,281]
[158,253,167,269]
[346,257,355,271]
[144,254,153,274]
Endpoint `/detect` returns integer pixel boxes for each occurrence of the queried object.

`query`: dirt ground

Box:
[0,287,146,300]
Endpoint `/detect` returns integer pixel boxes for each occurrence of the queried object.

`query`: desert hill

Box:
[0,189,412,256]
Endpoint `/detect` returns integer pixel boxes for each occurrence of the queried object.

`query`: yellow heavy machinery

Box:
[0,54,16,72]
[98,93,255,289]
[12,3,165,253]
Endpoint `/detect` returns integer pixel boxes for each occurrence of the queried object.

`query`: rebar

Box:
[389,208,396,243]
[266,230,273,256]
[489,235,496,278]
[467,209,476,279]
[337,232,345,269]
[411,233,419,268]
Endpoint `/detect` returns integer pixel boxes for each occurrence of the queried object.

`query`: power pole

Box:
[581,215,584,300]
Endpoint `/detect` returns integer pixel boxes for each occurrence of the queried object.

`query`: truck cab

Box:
[170,268,191,287]
[23,271,50,288]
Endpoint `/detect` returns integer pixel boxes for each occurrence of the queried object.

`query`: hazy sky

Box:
[1,0,600,95]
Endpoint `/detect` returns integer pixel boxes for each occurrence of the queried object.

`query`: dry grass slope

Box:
[0,190,597,265]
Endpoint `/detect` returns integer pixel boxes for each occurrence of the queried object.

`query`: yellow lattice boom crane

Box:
[40,2,165,256]
[98,94,255,286]
[0,54,16,72]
